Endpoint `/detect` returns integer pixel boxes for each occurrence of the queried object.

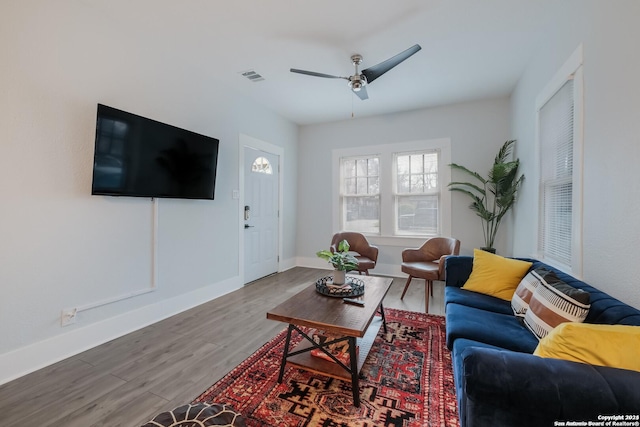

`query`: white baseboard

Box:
[0,259,405,386]
[0,275,242,386]
[278,257,297,272]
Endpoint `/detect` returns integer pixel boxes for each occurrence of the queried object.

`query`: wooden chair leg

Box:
[430,280,434,296]
[425,280,432,313]
[400,275,413,300]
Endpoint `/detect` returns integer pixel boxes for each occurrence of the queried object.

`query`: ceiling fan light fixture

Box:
[348,75,367,92]
[290,44,420,101]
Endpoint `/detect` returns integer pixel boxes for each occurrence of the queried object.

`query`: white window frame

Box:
[339,155,381,235]
[332,138,451,247]
[393,149,441,236]
[535,45,584,276]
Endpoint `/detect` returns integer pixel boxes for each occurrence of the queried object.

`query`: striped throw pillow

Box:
[523,272,591,340]
[511,268,551,320]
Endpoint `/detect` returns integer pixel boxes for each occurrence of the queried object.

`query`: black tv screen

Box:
[91,104,219,200]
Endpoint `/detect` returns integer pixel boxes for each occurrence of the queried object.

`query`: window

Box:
[395,151,439,235]
[539,80,574,265]
[340,156,380,234]
[251,156,273,174]
[536,46,583,275]
[334,139,451,240]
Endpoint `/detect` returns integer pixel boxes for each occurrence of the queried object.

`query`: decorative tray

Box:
[315,275,365,298]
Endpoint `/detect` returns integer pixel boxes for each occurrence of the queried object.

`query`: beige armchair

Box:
[330,232,379,275]
[400,237,460,312]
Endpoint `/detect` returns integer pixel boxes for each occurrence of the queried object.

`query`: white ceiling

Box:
[85,0,561,125]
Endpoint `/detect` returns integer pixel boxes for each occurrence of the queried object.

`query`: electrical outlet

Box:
[61,308,77,327]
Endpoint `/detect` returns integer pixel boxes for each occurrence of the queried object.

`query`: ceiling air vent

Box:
[240,69,265,82]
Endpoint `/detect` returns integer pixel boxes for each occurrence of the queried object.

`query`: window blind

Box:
[538,78,574,266]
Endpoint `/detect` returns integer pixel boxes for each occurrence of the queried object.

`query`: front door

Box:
[243,147,279,283]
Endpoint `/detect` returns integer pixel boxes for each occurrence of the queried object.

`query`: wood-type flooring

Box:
[0,268,445,427]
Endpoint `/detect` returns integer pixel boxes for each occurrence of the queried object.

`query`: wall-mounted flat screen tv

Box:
[91,104,219,200]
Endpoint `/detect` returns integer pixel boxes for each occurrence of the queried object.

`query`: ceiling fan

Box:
[290,44,421,100]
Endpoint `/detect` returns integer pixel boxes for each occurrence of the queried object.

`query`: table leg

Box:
[379,303,388,334]
[348,336,360,407]
[277,324,294,383]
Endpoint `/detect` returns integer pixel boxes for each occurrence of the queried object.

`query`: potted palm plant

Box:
[448,139,525,253]
[316,239,359,285]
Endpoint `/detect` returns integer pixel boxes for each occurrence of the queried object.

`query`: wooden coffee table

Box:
[266,274,393,407]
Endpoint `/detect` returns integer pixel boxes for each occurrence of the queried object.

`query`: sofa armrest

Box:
[459,346,640,427]
[444,256,473,288]
[437,254,448,279]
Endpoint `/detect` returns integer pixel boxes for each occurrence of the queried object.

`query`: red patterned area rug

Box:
[194,308,458,427]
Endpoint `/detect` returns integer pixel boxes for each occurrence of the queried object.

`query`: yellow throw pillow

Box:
[461,249,532,300]
[534,322,640,372]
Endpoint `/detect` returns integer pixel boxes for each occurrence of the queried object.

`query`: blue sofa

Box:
[444,256,640,427]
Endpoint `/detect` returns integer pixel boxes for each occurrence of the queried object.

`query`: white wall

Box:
[297,97,511,275]
[0,1,298,383]
[511,0,640,309]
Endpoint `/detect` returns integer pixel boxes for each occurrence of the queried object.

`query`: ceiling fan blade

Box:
[353,85,369,100]
[290,69,347,79]
[361,44,422,84]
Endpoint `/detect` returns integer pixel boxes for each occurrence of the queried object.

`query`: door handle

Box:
[244,224,254,229]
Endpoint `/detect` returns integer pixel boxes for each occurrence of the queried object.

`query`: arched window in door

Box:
[251,156,273,174]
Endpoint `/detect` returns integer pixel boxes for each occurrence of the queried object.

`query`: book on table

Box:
[309,330,359,365]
